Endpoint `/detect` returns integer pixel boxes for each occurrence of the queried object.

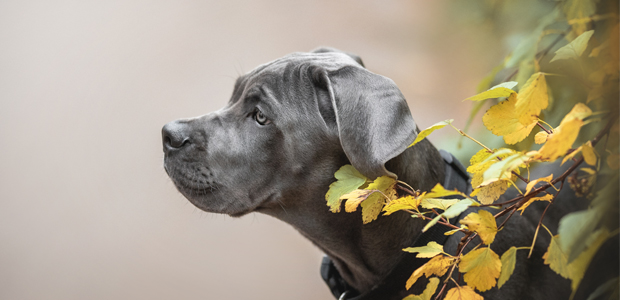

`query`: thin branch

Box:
[497,206,519,230]
[397,181,417,195]
[431,208,450,224]
[450,124,494,153]
[403,209,462,230]
[537,122,553,134]
[529,181,565,258]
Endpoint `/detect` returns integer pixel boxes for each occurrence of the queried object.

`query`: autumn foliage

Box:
[325,1,619,299]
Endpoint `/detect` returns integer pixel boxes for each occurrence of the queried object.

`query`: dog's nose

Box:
[162,121,191,154]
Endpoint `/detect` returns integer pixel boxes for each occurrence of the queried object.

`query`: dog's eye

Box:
[253,109,271,125]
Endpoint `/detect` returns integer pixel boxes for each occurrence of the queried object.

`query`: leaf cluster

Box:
[324,1,619,299]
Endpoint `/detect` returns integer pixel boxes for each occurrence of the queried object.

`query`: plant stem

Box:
[404,209,462,230]
[537,122,553,134]
[529,181,564,258]
[450,124,493,153]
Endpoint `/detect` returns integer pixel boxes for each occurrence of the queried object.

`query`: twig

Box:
[528,181,565,258]
[403,209,462,230]
[450,124,493,153]
[537,122,553,134]
[396,184,416,196]
[431,208,450,224]
[496,206,519,230]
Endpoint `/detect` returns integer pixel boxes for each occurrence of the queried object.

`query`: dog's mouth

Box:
[164,161,215,195]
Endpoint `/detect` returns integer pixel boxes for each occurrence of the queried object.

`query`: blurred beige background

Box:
[0,1,504,299]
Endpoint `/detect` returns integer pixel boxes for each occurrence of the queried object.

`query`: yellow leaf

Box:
[444,286,484,300]
[425,183,469,199]
[464,81,517,101]
[340,189,373,213]
[471,180,511,205]
[467,148,515,188]
[589,38,608,58]
[406,255,455,290]
[325,165,367,212]
[481,153,527,187]
[568,228,612,291]
[459,247,502,292]
[607,153,620,170]
[420,198,461,211]
[535,131,549,144]
[581,167,596,175]
[360,196,384,224]
[581,141,597,166]
[403,241,444,258]
[403,277,440,300]
[543,234,571,278]
[467,149,495,188]
[444,225,467,236]
[459,210,498,245]
[515,73,549,125]
[383,195,420,216]
[408,119,453,148]
[533,118,582,161]
[525,174,554,195]
[483,94,537,145]
[563,0,596,35]
[498,247,517,289]
[562,146,583,165]
[468,148,495,167]
[564,102,593,122]
[517,194,554,215]
[360,176,396,224]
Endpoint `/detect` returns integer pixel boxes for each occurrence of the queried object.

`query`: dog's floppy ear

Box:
[312,65,418,179]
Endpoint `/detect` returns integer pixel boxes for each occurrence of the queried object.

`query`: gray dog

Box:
[162,48,605,299]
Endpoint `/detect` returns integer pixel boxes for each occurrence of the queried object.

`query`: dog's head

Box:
[162,48,418,216]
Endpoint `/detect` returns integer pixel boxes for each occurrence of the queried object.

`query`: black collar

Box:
[321,150,472,300]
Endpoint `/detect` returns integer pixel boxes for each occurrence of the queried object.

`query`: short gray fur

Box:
[162,48,604,299]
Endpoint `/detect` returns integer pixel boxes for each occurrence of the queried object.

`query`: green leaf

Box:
[585,277,619,300]
[423,198,478,232]
[481,153,528,186]
[557,207,603,263]
[325,165,367,212]
[408,119,453,148]
[443,198,478,219]
[505,8,559,68]
[568,228,613,291]
[498,247,517,289]
[422,215,442,232]
[403,241,444,258]
[550,30,595,63]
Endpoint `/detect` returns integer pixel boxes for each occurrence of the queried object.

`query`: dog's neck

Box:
[262,139,446,294]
